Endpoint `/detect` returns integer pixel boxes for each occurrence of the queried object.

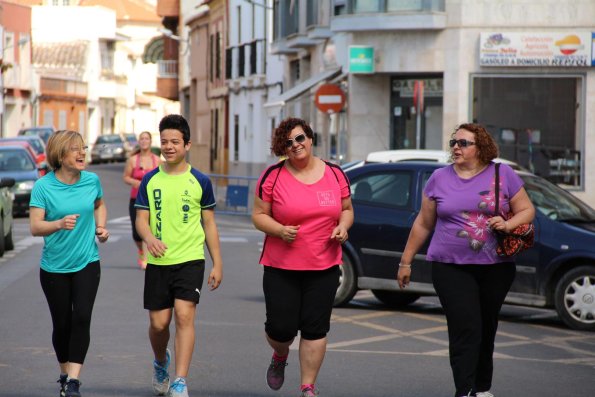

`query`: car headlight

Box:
[114,147,124,154]
[14,180,35,194]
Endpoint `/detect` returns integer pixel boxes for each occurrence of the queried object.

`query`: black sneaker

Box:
[266,356,288,390]
[64,379,82,397]
[57,374,67,397]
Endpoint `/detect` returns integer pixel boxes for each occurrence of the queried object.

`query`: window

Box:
[209,34,214,82]
[216,32,222,80]
[351,171,412,208]
[226,48,233,79]
[238,44,245,77]
[354,0,381,13]
[249,41,257,75]
[100,40,115,74]
[234,115,239,161]
[472,75,584,188]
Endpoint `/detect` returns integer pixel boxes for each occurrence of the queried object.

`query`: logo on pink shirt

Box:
[317,190,337,206]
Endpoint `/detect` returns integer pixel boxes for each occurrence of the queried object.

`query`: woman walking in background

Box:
[30,130,110,397]
[122,131,160,269]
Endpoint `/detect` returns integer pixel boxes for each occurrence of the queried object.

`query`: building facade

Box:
[0,1,35,137]
[270,0,595,206]
[227,0,283,176]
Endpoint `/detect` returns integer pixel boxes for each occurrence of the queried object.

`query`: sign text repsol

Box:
[153,189,162,239]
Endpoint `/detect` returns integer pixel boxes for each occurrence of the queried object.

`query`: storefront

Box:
[473,32,593,191]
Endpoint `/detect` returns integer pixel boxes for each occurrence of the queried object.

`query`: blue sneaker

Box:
[152,349,171,396]
[168,377,189,397]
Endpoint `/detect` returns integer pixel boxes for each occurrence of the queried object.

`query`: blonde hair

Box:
[46,130,84,170]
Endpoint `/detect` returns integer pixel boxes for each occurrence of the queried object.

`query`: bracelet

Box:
[96,225,105,229]
[398,263,411,268]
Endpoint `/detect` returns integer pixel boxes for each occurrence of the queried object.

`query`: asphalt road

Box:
[0,162,594,396]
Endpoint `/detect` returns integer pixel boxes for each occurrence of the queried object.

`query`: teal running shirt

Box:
[135,165,216,265]
[30,171,103,273]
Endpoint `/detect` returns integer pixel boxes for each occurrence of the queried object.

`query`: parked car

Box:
[0,137,47,167]
[342,149,526,172]
[340,161,595,331]
[122,133,138,156]
[90,134,126,164]
[0,176,15,257]
[0,146,41,216]
[18,126,54,144]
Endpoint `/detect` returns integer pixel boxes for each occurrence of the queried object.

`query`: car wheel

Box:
[334,253,358,307]
[371,289,420,308]
[5,223,14,251]
[554,265,595,331]
[0,215,5,257]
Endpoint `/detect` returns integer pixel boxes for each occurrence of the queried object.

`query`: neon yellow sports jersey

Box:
[135,165,216,265]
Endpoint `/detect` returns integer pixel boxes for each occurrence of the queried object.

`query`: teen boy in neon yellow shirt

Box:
[135,114,223,397]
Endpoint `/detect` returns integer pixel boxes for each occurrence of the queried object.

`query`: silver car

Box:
[90,135,126,164]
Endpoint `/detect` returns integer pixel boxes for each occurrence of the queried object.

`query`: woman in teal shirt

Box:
[30,130,109,397]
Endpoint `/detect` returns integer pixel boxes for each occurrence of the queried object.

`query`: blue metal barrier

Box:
[207,174,258,216]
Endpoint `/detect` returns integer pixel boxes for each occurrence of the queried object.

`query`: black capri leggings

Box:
[263,265,340,342]
[40,261,101,364]
[129,198,142,242]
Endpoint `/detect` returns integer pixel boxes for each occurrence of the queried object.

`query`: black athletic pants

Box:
[40,261,101,364]
[432,261,515,397]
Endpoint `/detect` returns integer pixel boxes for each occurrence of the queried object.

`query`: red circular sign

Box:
[314,84,345,114]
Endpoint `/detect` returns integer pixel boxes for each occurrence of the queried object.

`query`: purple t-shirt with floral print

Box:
[424,162,524,264]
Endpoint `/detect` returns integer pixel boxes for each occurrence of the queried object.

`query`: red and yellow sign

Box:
[480,32,592,67]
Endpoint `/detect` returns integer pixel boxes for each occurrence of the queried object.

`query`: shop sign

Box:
[392,78,443,97]
[479,32,592,67]
[349,46,374,74]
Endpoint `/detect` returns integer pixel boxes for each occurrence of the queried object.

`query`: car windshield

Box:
[521,174,595,221]
[96,135,123,144]
[0,150,36,171]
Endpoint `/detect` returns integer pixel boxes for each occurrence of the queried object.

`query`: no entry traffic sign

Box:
[314,83,346,114]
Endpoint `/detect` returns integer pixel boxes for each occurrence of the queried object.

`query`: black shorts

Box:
[263,265,340,342]
[144,260,205,310]
[129,199,142,242]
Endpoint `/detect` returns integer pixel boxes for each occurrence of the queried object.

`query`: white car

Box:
[342,149,525,171]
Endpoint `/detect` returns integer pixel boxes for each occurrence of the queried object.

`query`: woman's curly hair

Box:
[451,123,499,164]
[270,117,314,156]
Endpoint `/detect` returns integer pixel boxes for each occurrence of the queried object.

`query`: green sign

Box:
[349,46,375,74]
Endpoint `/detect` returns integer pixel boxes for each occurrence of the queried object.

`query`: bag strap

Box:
[494,162,500,216]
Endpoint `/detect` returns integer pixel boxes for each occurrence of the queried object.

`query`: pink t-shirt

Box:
[257,161,351,271]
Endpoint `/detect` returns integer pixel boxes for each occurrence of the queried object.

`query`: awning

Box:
[264,67,342,108]
[142,36,164,64]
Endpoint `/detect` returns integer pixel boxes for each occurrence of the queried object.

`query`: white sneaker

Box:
[168,377,189,397]
[152,348,171,396]
[476,392,495,397]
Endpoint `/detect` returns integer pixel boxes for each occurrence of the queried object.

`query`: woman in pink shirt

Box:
[252,117,354,397]
[122,131,160,269]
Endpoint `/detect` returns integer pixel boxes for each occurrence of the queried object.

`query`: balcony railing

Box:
[226,40,266,80]
[158,60,178,78]
[335,0,445,14]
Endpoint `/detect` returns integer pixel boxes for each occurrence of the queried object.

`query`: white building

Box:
[227,0,284,176]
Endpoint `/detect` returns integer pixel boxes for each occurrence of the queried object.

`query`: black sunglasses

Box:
[449,139,476,148]
[285,133,307,148]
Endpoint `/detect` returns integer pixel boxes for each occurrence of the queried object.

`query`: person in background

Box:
[122,131,160,269]
[29,130,110,397]
[135,114,223,397]
[397,123,535,397]
[252,117,354,397]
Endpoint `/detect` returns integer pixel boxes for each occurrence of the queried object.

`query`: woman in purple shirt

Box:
[397,123,535,397]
